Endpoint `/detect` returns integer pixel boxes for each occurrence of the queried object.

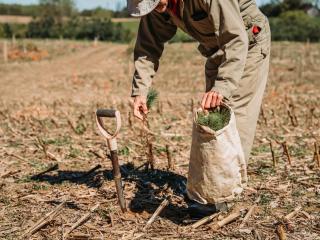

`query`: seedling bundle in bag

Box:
[187,104,248,204]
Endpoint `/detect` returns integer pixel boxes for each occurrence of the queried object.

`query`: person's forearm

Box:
[132,56,158,97]
[131,11,177,98]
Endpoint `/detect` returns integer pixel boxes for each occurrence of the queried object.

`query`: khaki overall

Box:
[132,0,271,161]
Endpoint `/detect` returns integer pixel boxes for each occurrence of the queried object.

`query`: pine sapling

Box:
[197,106,231,131]
[147,88,159,110]
[143,88,159,171]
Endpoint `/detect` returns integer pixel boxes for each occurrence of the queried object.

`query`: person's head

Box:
[127,0,169,17]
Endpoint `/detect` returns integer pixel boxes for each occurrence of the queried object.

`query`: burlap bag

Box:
[187,105,247,204]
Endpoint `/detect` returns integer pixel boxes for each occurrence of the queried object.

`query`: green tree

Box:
[261,0,319,17]
[80,7,113,18]
[39,0,75,17]
[3,23,12,38]
[27,16,56,38]
[270,11,320,42]
[26,0,75,38]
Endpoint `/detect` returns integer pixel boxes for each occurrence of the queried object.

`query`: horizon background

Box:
[0,0,269,11]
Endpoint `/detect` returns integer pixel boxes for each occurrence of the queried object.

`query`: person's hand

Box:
[133,96,148,121]
[201,91,224,110]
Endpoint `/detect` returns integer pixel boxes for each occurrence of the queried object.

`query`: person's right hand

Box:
[201,91,224,110]
[133,96,148,121]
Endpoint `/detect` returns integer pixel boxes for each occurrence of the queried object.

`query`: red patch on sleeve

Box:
[252,25,261,35]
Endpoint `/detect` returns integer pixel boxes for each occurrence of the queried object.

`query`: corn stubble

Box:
[1,41,319,240]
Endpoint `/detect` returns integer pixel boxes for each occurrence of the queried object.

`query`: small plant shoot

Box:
[146,88,159,110]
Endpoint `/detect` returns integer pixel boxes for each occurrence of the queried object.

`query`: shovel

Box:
[96,109,127,213]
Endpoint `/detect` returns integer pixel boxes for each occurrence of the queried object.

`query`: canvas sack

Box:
[187,104,247,204]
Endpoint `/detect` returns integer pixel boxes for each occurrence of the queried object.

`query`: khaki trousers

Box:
[205,21,271,162]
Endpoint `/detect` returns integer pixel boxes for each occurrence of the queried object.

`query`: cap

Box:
[127,0,161,17]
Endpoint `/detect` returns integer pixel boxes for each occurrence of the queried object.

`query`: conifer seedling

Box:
[197,106,231,131]
[147,88,159,110]
[144,88,159,170]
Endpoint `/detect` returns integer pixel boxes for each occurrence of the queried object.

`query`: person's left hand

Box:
[201,91,224,110]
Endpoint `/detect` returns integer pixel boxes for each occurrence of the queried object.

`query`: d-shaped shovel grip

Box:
[96,109,121,151]
[96,109,117,118]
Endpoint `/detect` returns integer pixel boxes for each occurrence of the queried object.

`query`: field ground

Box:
[0,15,32,24]
[0,40,320,239]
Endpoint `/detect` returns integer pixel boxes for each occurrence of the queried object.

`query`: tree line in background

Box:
[0,1,129,18]
[261,0,320,41]
[0,3,40,16]
[25,18,133,42]
[0,0,132,42]
[0,0,320,42]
